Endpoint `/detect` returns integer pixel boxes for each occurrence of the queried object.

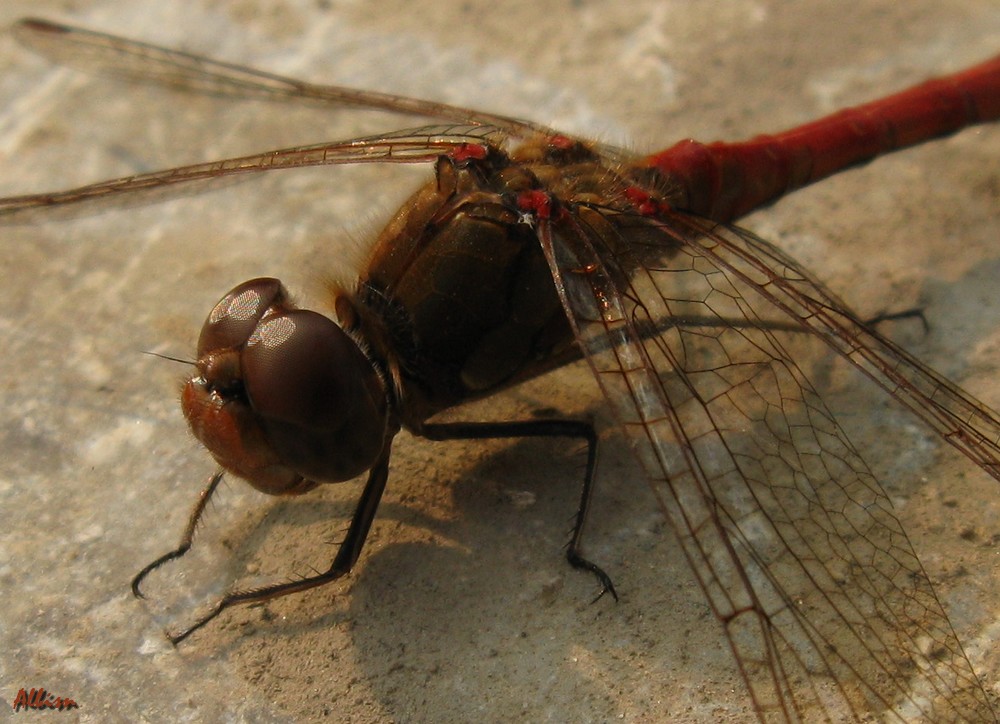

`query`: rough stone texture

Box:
[0,1,997,721]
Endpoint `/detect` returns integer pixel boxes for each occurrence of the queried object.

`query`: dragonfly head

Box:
[181,277,390,495]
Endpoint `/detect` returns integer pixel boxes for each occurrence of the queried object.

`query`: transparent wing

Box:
[14,17,556,139]
[537,205,997,721]
[6,18,633,221]
[672,215,1000,481]
[0,125,505,222]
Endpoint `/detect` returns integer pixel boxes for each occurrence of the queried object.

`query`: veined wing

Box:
[537,205,996,721]
[668,215,1000,481]
[14,18,556,140]
[0,125,505,221]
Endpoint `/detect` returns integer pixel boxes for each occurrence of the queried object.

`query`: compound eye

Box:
[184,281,389,491]
[240,310,386,483]
[242,310,357,430]
[197,278,289,357]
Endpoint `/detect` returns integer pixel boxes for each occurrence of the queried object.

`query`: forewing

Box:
[536,206,996,722]
[14,18,552,138]
[0,125,505,222]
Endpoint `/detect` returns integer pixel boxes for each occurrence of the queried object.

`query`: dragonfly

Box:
[3,17,999,722]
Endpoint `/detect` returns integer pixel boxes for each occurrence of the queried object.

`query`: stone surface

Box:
[0,1,997,721]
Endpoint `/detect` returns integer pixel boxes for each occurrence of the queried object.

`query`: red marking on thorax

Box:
[517,189,553,219]
[548,134,576,150]
[451,143,489,162]
[624,186,671,216]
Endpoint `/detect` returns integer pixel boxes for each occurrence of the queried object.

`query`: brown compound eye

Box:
[196,277,288,358]
[182,279,389,496]
[242,309,389,485]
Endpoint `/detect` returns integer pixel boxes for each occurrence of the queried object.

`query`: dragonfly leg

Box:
[421,419,618,602]
[139,447,392,645]
[132,469,226,599]
[864,306,929,333]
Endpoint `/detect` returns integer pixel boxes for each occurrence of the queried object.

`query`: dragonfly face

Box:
[183,277,391,494]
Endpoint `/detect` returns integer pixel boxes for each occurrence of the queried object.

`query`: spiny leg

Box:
[137,446,392,645]
[421,418,617,601]
[132,469,225,598]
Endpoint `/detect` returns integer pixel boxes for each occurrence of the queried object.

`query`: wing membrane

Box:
[0,125,505,221]
[670,214,1000,482]
[538,206,996,721]
[14,18,553,138]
